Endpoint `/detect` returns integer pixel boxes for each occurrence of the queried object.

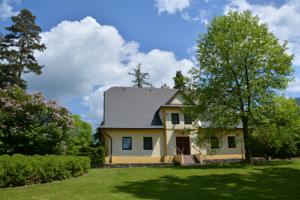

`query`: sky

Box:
[1,0,300,128]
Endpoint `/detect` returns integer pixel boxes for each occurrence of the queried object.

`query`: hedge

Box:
[0,154,90,188]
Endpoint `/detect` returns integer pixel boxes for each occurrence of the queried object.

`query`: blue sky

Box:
[1,0,300,128]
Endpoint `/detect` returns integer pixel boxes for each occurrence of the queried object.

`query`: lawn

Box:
[1,160,300,200]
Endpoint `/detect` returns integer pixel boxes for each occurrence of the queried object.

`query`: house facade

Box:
[101,87,244,164]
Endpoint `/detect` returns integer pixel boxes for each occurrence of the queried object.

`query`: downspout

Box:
[103,131,112,164]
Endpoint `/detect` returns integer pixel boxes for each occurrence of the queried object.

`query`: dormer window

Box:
[171,113,180,124]
[184,114,192,124]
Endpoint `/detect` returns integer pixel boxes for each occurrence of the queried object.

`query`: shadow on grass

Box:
[115,167,300,200]
[174,160,294,170]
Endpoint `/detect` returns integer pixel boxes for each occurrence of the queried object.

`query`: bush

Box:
[79,145,106,168]
[0,154,90,188]
[0,87,74,155]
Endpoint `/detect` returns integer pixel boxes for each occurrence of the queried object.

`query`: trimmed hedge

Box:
[0,154,90,188]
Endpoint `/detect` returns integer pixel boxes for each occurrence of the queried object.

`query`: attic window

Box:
[171,113,180,124]
[184,114,192,124]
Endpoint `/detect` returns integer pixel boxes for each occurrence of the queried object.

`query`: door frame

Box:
[176,136,191,155]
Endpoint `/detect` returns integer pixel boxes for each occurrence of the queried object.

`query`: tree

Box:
[67,115,92,155]
[173,70,187,90]
[186,11,293,161]
[2,9,45,89]
[128,63,152,88]
[0,86,74,155]
[161,83,170,89]
[251,97,300,158]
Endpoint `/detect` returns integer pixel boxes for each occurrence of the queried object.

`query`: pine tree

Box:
[0,34,17,88]
[3,9,45,89]
[173,70,186,90]
[161,83,170,89]
[128,63,152,88]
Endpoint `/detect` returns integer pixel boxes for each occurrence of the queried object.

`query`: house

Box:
[101,87,245,164]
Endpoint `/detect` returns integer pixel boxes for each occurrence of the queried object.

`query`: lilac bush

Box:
[0,87,74,155]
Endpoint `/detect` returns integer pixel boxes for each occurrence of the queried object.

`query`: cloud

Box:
[0,0,19,20]
[154,0,192,14]
[287,78,300,96]
[154,0,209,24]
[224,0,300,97]
[181,9,210,24]
[26,17,193,127]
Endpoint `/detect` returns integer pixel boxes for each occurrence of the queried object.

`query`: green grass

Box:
[1,160,300,200]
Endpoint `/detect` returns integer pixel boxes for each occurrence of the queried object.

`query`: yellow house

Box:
[101,87,244,164]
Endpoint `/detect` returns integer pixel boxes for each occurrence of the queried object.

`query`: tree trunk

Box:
[242,117,252,162]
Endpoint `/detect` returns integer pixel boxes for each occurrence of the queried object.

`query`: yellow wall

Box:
[164,107,195,130]
[104,129,164,157]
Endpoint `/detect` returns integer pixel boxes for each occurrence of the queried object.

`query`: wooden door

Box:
[176,137,191,155]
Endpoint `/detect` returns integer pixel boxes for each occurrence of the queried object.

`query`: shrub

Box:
[79,145,106,168]
[0,86,74,155]
[0,154,90,188]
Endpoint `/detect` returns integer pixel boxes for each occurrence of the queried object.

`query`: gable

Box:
[169,93,184,105]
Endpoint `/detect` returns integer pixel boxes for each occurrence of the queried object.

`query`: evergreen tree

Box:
[0,34,17,88]
[128,63,152,88]
[161,83,170,89]
[173,70,186,90]
[2,9,45,89]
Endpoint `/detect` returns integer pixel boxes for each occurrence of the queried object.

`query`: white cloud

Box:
[154,0,210,24]
[287,78,300,96]
[154,0,209,24]
[26,17,193,127]
[0,0,19,20]
[154,0,192,14]
[182,9,209,24]
[224,0,300,97]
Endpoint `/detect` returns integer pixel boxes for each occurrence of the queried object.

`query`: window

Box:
[143,137,153,150]
[228,136,236,148]
[122,137,132,150]
[171,113,180,124]
[210,136,219,149]
[184,114,192,124]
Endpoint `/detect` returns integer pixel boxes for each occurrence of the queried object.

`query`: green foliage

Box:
[128,63,152,88]
[1,9,45,89]
[186,10,294,160]
[67,115,92,155]
[0,154,90,188]
[0,86,74,155]
[251,97,300,158]
[79,145,106,168]
[161,83,170,89]
[173,70,187,90]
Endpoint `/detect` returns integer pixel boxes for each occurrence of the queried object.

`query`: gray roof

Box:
[101,87,178,129]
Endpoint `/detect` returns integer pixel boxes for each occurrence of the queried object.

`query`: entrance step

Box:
[183,155,198,165]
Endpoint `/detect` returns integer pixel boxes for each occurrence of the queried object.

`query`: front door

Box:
[176,137,191,155]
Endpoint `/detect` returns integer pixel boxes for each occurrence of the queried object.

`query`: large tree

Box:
[128,63,152,88]
[2,9,45,89]
[186,11,293,161]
